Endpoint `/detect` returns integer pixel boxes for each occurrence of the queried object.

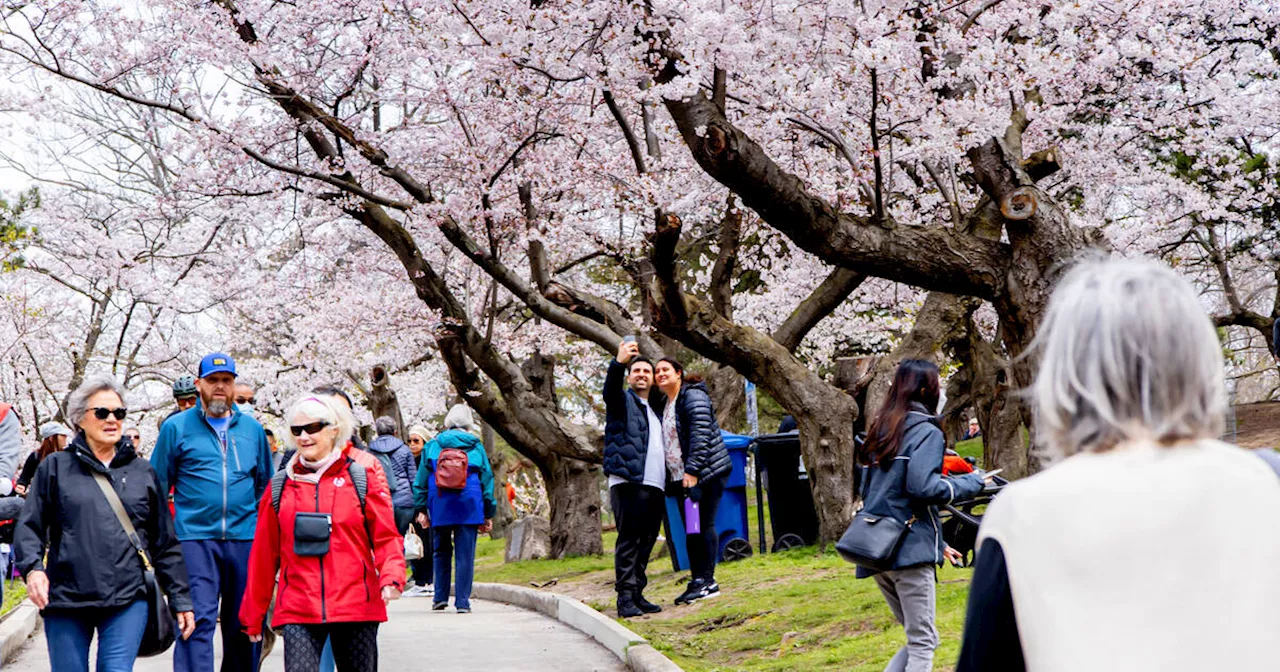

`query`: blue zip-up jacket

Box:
[367,434,417,510]
[855,403,985,576]
[411,429,496,526]
[151,401,274,541]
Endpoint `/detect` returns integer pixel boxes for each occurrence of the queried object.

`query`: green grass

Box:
[953,438,983,466]
[1,580,27,617]
[475,529,974,671]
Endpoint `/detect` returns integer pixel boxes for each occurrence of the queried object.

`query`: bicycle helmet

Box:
[172,375,198,398]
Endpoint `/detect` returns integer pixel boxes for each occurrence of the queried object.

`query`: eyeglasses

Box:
[235,397,256,405]
[91,407,128,421]
[290,421,331,437]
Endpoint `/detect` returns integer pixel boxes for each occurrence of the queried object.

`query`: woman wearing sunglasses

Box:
[14,374,196,671]
[240,394,404,672]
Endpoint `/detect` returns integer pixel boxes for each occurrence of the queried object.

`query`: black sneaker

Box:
[674,578,705,606]
[635,595,662,614]
[432,602,448,611]
[617,593,643,619]
[690,581,720,602]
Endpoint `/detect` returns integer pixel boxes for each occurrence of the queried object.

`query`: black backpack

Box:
[371,450,400,495]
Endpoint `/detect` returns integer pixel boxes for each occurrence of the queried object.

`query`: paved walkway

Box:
[7,597,626,671]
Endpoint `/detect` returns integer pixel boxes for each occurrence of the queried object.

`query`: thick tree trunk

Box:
[367,364,406,438]
[539,453,604,557]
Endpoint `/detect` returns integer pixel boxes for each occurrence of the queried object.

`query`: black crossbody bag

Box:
[835,457,912,571]
[91,471,176,658]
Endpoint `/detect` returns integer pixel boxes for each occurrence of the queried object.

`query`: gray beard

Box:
[206,400,231,417]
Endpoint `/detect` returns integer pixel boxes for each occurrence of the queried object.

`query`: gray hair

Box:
[66,374,129,429]
[1032,257,1226,457]
[283,395,355,452]
[374,416,398,436]
[444,404,473,431]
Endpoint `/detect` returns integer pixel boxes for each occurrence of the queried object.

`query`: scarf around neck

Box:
[286,446,343,485]
[662,395,683,481]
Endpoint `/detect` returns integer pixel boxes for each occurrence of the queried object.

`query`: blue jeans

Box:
[433,525,479,609]
[44,599,148,672]
[175,539,260,672]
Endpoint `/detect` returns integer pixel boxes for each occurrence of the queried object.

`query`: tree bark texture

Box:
[367,364,406,439]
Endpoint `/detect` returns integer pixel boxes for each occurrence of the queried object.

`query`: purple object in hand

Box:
[684,498,701,535]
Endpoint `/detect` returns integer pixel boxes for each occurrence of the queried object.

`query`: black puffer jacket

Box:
[14,433,193,614]
[602,359,666,483]
[669,381,731,483]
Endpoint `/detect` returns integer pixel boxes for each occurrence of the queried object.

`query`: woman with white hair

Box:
[411,404,496,613]
[956,258,1280,672]
[14,374,195,670]
[239,394,405,672]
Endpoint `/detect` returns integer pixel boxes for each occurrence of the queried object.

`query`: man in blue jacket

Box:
[602,339,668,618]
[151,353,273,672]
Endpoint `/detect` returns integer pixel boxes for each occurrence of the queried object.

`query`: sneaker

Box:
[635,595,662,614]
[687,580,721,603]
[432,602,448,611]
[457,607,471,614]
[404,585,433,598]
[674,578,705,606]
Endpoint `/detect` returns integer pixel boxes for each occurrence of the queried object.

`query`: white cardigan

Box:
[977,439,1280,672]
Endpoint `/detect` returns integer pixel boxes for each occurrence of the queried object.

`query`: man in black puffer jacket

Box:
[603,340,668,618]
[655,357,731,605]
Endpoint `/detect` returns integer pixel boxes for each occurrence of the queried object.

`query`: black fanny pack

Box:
[294,512,332,557]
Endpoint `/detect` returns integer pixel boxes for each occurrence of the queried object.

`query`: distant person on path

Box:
[240,394,404,672]
[15,374,195,671]
[160,376,200,429]
[413,404,495,613]
[367,416,417,535]
[234,382,258,419]
[603,339,667,617]
[124,427,144,456]
[15,422,71,497]
[402,425,433,597]
[654,357,731,605]
[957,259,1280,672]
[855,359,987,672]
[961,417,982,441]
[151,353,274,672]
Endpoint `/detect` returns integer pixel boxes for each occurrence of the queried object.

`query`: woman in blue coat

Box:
[412,405,495,613]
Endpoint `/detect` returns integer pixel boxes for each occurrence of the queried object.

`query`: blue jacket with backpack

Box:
[150,401,274,541]
[411,429,496,527]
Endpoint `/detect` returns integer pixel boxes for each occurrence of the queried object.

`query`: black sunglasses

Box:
[91,407,128,421]
[290,421,331,437]
[236,397,256,404]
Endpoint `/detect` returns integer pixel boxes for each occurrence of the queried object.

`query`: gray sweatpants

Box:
[873,564,939,672]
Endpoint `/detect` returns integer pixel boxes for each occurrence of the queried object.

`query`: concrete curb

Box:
[0,600,40,664]
[473,583,682,672]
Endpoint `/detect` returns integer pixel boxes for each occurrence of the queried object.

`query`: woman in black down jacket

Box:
[655,357,731,605]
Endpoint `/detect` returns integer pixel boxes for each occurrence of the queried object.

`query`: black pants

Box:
[409,518,433,586]
[610,483,665,596]
[282,622,378,672]
[684,476,725,583]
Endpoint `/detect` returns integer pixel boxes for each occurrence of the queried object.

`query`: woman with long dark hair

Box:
[855,359,986,672]
[14,423,72,496]
[654,357,731,605]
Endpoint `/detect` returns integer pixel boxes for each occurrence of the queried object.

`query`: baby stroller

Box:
[939,452,1007,566]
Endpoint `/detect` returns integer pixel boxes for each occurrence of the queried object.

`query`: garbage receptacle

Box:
[663,430,753,571]
[754,431,820,552]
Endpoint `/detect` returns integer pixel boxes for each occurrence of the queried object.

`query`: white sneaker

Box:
[404,584,433,597]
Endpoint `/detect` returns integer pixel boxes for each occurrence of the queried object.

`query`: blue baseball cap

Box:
[198,353,238,379]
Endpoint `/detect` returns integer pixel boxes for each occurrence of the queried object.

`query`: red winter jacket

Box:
[239,446,405,635]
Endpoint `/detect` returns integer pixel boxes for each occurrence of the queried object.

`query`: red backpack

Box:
[435,448,469,491]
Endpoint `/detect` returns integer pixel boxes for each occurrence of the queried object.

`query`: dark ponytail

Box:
[856,359,941,469]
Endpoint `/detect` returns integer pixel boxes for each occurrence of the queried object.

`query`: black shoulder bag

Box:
[835,462,912,571]
[91,471,176,657]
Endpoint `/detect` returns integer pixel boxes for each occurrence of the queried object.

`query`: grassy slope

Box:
[474,487,974,671]
[1,580,27,617]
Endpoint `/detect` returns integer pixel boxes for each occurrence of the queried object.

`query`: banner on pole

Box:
[745,379,759,437]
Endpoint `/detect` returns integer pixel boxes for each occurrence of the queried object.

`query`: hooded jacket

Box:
[602,359,666,484]
[239,449,405,635]
[150,400,274,541]
[412,429,496,527]
[366,434,416,510]
[855,403,985,575]
[14,433,193,614]
[668,381,731,483]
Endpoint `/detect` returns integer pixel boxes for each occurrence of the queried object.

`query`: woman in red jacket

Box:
[240,395,405,672]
